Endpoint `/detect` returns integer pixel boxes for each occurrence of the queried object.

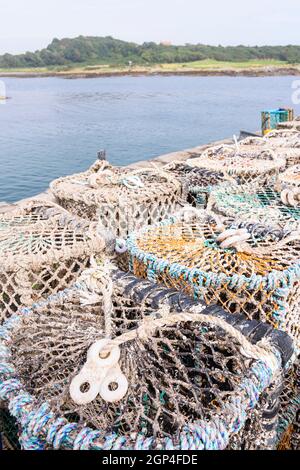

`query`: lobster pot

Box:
[50,161,182,238]
[208,182,300,231]
[241,134,300,168]
[127,208,300,349]
[278,165,300,191]
[277,116,300,131]
[0,200,105,322]
[0,265,293,450]
[277,358,300,450]
[164,162,225,208]
[261,109,290,135]
[186,144,285,186]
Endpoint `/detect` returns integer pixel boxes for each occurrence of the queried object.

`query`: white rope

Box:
[102,306,281,376]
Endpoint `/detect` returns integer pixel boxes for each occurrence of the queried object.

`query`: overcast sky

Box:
[1,0,300,54]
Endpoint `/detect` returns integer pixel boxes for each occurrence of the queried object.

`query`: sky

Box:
[0,0,300,54]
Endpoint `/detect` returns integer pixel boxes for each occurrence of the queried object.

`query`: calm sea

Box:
[0,75,298,202]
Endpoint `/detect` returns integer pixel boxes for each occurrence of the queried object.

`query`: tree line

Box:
[1,36,300,68]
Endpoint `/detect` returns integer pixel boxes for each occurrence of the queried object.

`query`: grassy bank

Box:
[0,59,299,77]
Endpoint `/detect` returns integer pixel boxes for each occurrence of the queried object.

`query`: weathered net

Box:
[0,407,20,450]
[279,165,300,189]
[127,208,300,348]
[277,119,300,131]
[277,358,300,450]
[241,133,300,168]
[0,200,106,322]
[0,265,291,450]
[50,161,182,237]
[208,182,300,230]
[163,161,225,208]
[186,144,285,185]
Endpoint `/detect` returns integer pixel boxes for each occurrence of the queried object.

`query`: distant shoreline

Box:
[1,66,300,79]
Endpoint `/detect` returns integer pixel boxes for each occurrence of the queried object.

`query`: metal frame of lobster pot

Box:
[0,263,293,450]
[50,160,182,238]
[0,199,106,323]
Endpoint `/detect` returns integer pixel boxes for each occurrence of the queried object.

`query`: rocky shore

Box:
[1,66,300,79]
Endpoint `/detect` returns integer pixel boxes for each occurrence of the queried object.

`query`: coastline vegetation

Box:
[0,36,300,73]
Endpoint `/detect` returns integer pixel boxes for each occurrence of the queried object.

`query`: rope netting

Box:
[208,182,300,230]
[241,133,300,168]
[277,358,300,450]
[163,162,225,208]
[0,406,20,450]
[50,161,182,236]
[0,262,287,450]
[185,144,285,186]
[0,200,106,322]
[279,165,300,189]
[127,208,300,348]
[277,119,300,131]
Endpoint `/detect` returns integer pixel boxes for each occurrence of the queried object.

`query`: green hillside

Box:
[1,36,300,69]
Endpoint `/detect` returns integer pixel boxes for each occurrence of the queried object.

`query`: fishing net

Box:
[127,208,300,349]
[208,182,300,231]
[50,161,182,237]
[185,144,285,186]
[277,358,300,450]
[0,407,20,450]
[163,161,225,208]
[0,264,292,450]
[241,132,300,168]
[277,119,300,131]
[0,199,106,322]
[279,165,300,189]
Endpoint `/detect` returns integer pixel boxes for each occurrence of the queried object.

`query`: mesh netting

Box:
[208,182,300,230]
[50,161,182,237]
[279,165,300,189]
[185,144,285,186]
[164,162,225,208]
[0,264,290,450]
[127,208,300,348]
[0,406,20,450]
[0,200,106,322]
[241,133,300,168]
[277,120,300,131]
[277,358,300,450]
[3,301,281,449]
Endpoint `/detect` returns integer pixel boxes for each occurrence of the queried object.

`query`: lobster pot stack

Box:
[164,162,225,208]
[50,161,182,238]
[0,200,106,323]
[241,132,300,168]
[277,118,300,131]
[186,144,285,189]
[208,182,300,231]
[127,208,300,348]
[0,264,293,450]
